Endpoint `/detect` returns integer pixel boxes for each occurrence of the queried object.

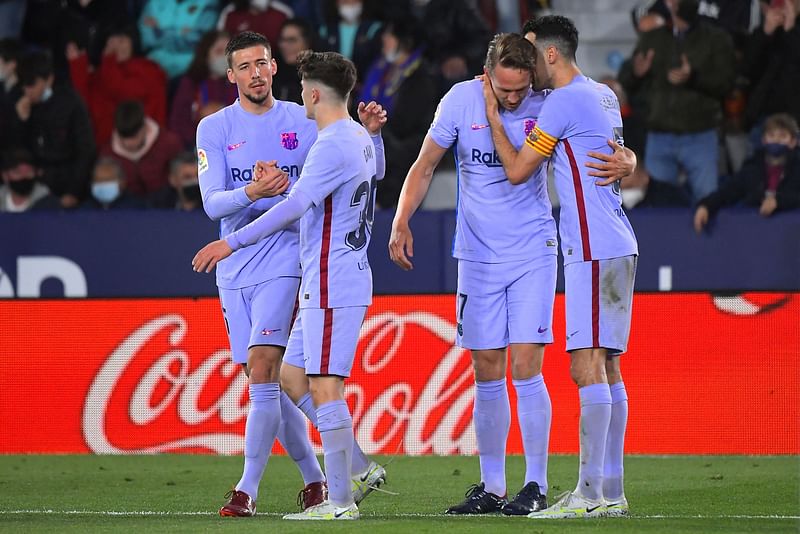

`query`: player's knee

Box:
[510,344,544,379]
[471,349,506,381]
[605,359,623,384]
[247,346,283,383]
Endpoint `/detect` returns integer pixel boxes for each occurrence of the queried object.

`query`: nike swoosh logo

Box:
[334,509,349,518]
[537,326,548,333]
[586,505,602,513]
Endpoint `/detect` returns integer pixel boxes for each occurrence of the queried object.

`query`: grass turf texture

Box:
[0,455,797,533]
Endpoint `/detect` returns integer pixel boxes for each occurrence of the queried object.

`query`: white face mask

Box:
[621,187,646,209]
[40,86,53,103]
[92,181,121,204]
[251,0,270,10]
[339,3,362,23]
[209,56,228,77]
[383,48,399,63]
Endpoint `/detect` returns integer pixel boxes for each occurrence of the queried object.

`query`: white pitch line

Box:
[0,510,798,520]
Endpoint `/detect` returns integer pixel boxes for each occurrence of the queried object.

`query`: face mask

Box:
[764,142,790,157]
[251,0,270,10]
[40,86,53,103]
[8,178,36,196]
[209,55,228,77]
[383,48,399,63]
[181,183,202,202]
[339,3,362,23]
[621,187,646,209]
[92,181,121,204]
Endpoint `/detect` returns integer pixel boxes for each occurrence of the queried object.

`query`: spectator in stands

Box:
[0,146,60,212]
[167,151,203,211]
[272,18,315,104]
[620,167,691,209]
[742,0,800,129]
[138,0,219,79]
[0,39,22,148]
[67,23,167,147]
[9,51,95,209]
[217,0,294,46]
[83,155,146,210]
[317,0,382,86]
[477,0,542,33]
[169,30,238,149]
[694,113,800,231]
[104,100,183,206]
[359,18,438,208]
[619,0,735,203]
[395,0,491,93]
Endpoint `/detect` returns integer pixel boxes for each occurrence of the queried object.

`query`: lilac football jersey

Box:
[428,79,557,262]
[196,98,317,289]
[527,76,638,264]
[291,118,380,309]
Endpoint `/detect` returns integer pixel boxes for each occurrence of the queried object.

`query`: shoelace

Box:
[463,483,487,500]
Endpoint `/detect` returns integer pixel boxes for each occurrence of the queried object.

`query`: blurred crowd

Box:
[0,0,797,230]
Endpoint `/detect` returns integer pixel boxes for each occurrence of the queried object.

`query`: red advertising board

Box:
[0,293,797,455]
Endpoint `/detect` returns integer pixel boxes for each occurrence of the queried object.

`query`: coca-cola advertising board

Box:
[1,294,797,455]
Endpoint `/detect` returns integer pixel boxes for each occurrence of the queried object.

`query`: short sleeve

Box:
[526,94,568,157]
[427,88,462,150]
[292,139,347,206]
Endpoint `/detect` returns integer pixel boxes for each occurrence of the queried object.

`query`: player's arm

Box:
[481,75,547,184]
[196,120,287,221]
[192,167,311,273]
[358,100,388,181]
[389,134,448,270]
[585,140,638,186]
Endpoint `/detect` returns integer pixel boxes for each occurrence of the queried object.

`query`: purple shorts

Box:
[564,255,637,355]
[283,306,367,377]
[456,255,557,350]
[218,276,300,364]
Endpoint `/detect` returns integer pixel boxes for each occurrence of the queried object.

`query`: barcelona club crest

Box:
[281,132,299,150]
[524,118,537,137]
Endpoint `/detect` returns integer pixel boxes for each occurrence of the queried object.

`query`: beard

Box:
[244,90,269,105]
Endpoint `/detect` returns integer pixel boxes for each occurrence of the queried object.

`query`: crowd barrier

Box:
[1,209,799,298]
[2,293,797,455]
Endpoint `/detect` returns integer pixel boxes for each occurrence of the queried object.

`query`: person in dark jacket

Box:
[694,113,800,232]
[619,0,735,202]
[358,17,438,208]
[0,146,61,212]
[9,50,96,208]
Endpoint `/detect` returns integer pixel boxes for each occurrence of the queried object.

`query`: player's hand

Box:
[762,3,785,35]
[760,194,778,216]
[667,54,691,85]
[15,94,31,121]
[632,49,654,78]
[65,41,83,61]
[389,219,414,271]
[480,69,500,122]
[192,239,233,273]
[693,205,709,233]
[246,160,288,200]
[586,140,636,185]
[358,101,387,135]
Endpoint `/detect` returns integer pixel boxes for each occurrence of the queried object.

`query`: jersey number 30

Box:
[345,175,377,251]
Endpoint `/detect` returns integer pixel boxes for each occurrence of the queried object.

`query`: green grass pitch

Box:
[0,454,797,533]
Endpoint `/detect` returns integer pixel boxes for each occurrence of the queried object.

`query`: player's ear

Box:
[226,67,235,85]
[270,58,277,76]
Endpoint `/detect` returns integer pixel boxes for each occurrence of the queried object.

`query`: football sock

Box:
[277,391,325,485]
[513,374,551,495]
[236,383,281,500]
[474,378,510,496]
[297,392,370,476]
[603,382,628,500]
[317,400,355,507]
[576,383,612,501]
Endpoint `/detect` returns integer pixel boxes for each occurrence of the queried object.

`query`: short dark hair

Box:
[281,18,314,48]
[525,15,579,61]
[225,31,272,67]
[1,146,35,171]
[296,50,356,101]
[485,33,535,75]
[0,38,22,63]
[17,50,53,87]
[114,100,145,138]
[764,113,800,139]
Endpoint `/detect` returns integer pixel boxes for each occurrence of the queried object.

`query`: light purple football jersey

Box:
[428,79,557,262]
[196,98,317,289]
[527,76,638,265]
[291,118,379,309]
